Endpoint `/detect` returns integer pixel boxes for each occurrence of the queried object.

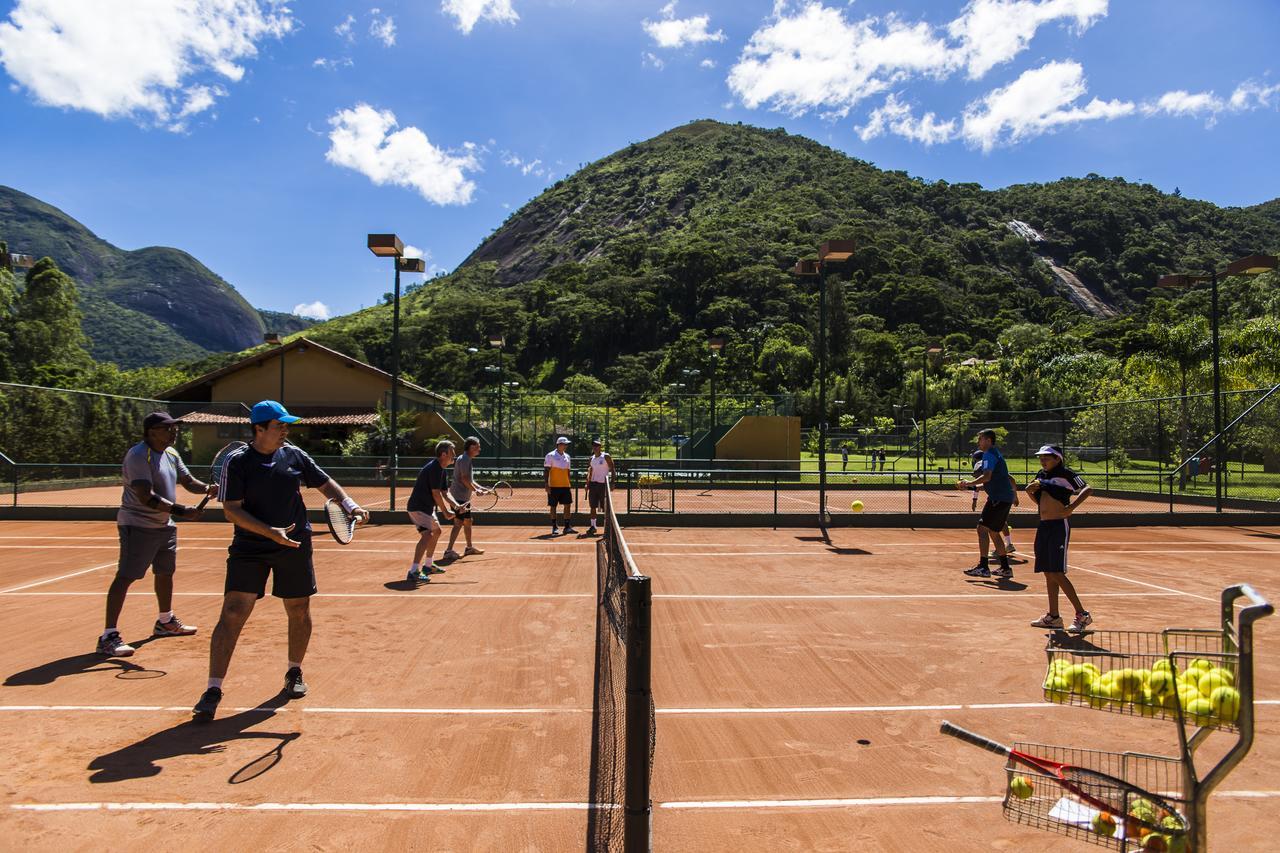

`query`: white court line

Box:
[0,591,1180,601]
[1070,564,1219,603]
[0,562,116,594]
[13,791,1280,814]
[0,592,592,599]
[654,592,1184,600]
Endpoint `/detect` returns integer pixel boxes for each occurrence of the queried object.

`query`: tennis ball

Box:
[1186,697,1215,725]
[1186,658,1214,675]
[1081,662,1101,676]
[1210,686,1241,723]
[1064,664,1096,692]
[1136,689,1161,717]
[1009,775,1034,800]
[1152,659,1174,673]
[1092,812,1117,837]
[1148,670,1177,699]
[850,500,864,513]
[1198,667,1234,696]
[1087,682,1116,709]
[1166,835,1188,853]
[1048,659,1073,674]
[1044,676,1071,704]
[1143,833,1170,852]
[1113,669,1144,699]
[1135,667,1153,684]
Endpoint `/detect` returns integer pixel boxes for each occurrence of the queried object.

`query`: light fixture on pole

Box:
[706,336,726,465]
[367,233,415,511]
[1158,253,1277,512]
[795,239,855,526]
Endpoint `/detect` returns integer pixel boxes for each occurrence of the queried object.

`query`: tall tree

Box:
[11,257,92,385]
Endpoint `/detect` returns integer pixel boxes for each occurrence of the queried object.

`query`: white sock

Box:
[589,516,596,526]
[288,661,301,670]
[158,611,174,623]
[411,562,420,573]
[101,627,117,639]
[207,677,223,690]
[424,559,433,568]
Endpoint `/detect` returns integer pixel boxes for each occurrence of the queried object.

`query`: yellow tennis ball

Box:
[1135,668,1152,684]
[1044,676,1071,704]
[1152,659,1174,674]
[1148,670,1177,697]
[1186,658,1214,675]
[1198,667,1233,696]
[1048,659,1073,674]
[850,500,864,513]
[1186,697,1215,725]
[1136,689,1162,717]
[1113,669,1144,699]
[1210,686,1241,722]
[1092,812,1118,837]
[1009,775,1034,799]
[1063,664,1095,692]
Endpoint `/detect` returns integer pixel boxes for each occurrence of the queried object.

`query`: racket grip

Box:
[194,495,212,512]
[939,721,1010,757]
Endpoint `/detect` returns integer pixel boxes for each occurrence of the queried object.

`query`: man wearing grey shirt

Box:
[97,412,215,657]
[442,436,488,560]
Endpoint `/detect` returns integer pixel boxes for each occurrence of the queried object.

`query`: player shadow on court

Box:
[964,577,1029,591]
[87,693,298,784]
[1045,632,1113,655]
[382,578,479,591]
[4,637,166,686]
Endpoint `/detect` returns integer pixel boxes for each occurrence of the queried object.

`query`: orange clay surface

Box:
[0,520,1278,851]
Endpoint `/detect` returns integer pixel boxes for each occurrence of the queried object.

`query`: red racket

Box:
[940,721,1187,837]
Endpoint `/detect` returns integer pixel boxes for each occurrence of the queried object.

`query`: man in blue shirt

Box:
[956,428,1018,578]
[192,401,368,722]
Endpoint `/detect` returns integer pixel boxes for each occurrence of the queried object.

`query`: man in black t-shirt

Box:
[192,401,368,722]
[404,440,460,582]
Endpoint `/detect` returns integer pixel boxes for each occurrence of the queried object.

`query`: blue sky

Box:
[1,1,1278,321]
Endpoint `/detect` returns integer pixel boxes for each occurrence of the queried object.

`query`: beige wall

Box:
[413,411,464,448]
[716,416,801,460]
[212,349,390,405]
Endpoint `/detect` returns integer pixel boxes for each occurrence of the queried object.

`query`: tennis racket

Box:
[324,499,359,545]
[464,480,513,512]
[195,441,247,511]
[940,722,1187,837]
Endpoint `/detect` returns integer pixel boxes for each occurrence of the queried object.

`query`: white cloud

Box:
[961,60,1132,151]
[502,151,551,178]
[700,58,716,69]
[728,1,1109,119]
[642,51,666,70]
[857,94,956,145]
[442,0,518,34]
[0,0,293,129]
[1140,80,1280,126]
[643,2,725,49]
[335,13,356,41]
[326,104,481,205]
[313,56,354,70]
[293,301,331,320]
[948,0,1108,80]
[369,8,396,46]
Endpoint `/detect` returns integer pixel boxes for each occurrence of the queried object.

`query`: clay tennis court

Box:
[1,520,1278,850]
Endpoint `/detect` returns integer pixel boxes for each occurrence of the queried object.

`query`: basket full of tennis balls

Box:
[637,474,664,487]
[1042,655,1240,728]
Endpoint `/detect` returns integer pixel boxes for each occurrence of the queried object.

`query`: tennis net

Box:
[587,487,653,853]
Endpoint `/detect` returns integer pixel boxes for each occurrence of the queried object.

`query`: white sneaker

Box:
[1030,613,1064,629]
[1068,611,1093,634]
[442,549,461,560]
[96,631,135,657]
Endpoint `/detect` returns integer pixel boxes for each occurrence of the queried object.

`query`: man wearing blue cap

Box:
[193,401,368,722]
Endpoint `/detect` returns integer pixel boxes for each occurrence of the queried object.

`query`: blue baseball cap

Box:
[249,400,301,425]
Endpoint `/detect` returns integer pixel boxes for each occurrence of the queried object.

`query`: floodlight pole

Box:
[1210,269,1222,513]
[818,266,828,520]
[390,259,402,511]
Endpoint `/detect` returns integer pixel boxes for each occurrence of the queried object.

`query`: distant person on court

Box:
[98,412,216,657]
[192,401,368,722]
[957,429,1017,579]
[585,438,615,535]
[544,436,576,535]
[407,440,462,581]
[1025,444,1093,633]
[879,449,888,470]
[442,436,487,560]
[841,445,849,471]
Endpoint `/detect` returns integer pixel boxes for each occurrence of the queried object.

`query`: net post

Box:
[624,573,652,853]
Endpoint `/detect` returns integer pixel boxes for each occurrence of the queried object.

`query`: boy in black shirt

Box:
[405,440,460,582]
[192,401,368,722]
[1025,444,1093,634]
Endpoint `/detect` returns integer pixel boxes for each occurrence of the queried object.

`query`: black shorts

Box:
[547,486,572,507]
[226,539,316,599]
[587,481,608,511]
[1034,519,1070,574]
[116,525,177,580]
[978,500,1013,532]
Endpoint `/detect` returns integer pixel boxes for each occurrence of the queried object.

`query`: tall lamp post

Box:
[1158,253,1278,512]
[487,334,506,464]
[367,234,425,511]
[707,337,725,465]
[264,332,283,401]
[795,240,855,524]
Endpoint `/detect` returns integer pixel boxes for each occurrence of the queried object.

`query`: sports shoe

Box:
[284,666,308,698]
[153,615,198,637]
[426,565,446,575]
[1005,543,1018,554]
[407,568,430,583]
[587,525,597,536]
[193,687,222,722]
[1068,611,1093,634]
[563,526,578,535]
[963,565,992,578]
[992,565,1014,579]
[1031,613,1064,629]
[551,526,559,536]
[463,546,484,556]
[442,549,461,560]
[96,631,135,657]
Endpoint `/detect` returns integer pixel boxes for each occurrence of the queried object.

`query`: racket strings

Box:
[325,500,356,544]
[1058,768,1186,833]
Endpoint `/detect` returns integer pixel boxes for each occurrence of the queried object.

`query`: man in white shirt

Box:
[544,436,576,535]
[585,438,614,535]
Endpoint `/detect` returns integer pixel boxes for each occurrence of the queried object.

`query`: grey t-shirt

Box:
[117,441,190,529]
[449,454,474,503]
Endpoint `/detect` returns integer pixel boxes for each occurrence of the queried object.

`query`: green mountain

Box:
[0,185,312,368]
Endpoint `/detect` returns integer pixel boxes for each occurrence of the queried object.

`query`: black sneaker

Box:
[551,526,559,536]
[963,564,992,578]
[993,565,1013,579]
[193,687,222,722]
[285,666,308,698]
[563,526,578,535]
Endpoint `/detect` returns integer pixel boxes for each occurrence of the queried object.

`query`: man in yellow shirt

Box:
[544,436,576,535]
